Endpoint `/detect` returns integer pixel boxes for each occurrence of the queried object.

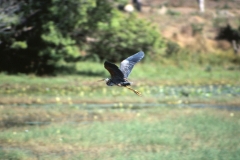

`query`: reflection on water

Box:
[2,84,240,128]
[1,84,240,110]
[7,102,240,111]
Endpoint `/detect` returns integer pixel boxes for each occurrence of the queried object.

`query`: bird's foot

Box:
[134,90,142,96]
[125,86,142,96]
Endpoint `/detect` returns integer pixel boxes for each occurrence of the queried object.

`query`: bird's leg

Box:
[124,86,142,96]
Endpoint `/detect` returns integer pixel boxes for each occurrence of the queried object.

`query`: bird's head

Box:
[98,78,114,86]
[105,78,110,82]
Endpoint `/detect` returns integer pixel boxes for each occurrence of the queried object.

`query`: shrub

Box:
[88,10,165,62]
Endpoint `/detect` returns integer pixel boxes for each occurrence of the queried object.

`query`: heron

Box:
[99,51,144,96]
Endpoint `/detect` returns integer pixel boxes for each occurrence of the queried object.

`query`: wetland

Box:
[0,69,240,159]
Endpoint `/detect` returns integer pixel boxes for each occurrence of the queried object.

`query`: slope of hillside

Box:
[138,0,240,53]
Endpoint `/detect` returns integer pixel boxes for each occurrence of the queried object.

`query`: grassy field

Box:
[0,63,240,159]
[1,60,240,85]
[0,62,239,105]
[0,106,240,160]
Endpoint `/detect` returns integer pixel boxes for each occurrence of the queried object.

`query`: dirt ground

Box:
[136,0,240,52]
[142,0,240,9]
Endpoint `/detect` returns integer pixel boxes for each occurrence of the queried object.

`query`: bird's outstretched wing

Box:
[104,61,124,80]
[120,51,144,78]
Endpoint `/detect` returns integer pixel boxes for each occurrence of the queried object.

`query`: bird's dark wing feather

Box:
[120,51,144,78]
[104,61,124,80]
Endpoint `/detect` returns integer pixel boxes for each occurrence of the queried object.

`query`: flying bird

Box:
[99,51,144,96]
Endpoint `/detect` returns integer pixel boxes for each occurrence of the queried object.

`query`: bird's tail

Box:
[124,86,142,96]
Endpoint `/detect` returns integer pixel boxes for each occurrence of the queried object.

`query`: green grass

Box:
[0,106,240,160]
[1,61,240,86]
[0,63,239,159]
[0,63,239,105]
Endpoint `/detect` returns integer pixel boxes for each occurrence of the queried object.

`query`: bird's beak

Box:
[97,79,105,82]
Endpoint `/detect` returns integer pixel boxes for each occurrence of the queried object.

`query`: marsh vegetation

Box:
[1,0,240,159]
[0,64,240,159]
[1,105,240,159]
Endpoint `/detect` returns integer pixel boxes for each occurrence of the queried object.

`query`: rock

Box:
[158,5,168,15]
[124,4,134,13]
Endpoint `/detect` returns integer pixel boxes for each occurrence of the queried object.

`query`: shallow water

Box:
[1,84,240,111]
[7,102,240,111]
[3,101,239,127]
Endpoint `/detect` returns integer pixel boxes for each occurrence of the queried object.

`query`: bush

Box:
[165,41,180,57]
[88,10,165,62]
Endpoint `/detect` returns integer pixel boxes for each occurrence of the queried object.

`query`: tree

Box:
[0,0,165,75]
[0,0,113,74]
[198,0,205,13]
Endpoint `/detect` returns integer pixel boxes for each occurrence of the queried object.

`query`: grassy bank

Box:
[0,106,240,160]
[0,62,239,105]
[1,59,240,85]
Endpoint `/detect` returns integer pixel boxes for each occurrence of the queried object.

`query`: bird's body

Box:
[105,78,131,86]
[101,51,144,96]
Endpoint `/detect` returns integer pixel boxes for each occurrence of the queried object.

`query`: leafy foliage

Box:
[88,10,165,62]
[217,24,240,43]
[0,0,165,74]
[0,0,113,74]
